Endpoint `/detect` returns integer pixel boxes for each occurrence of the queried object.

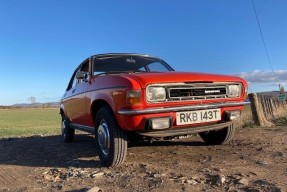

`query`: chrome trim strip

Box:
[63,86,126,100]
[118,101,250,115]
[85,86,126,94]
[70,123,95,134]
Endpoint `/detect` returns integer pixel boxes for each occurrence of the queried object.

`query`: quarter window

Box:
[66,59,90,91]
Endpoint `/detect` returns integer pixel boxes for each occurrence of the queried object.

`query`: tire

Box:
[95,106,127,167]
[199,123,235,145]
[61,116,75,143]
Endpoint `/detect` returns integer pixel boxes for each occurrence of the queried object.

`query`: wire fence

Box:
[249,93,287,126]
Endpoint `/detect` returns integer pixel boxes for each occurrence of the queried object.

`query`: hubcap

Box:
[97,120,110,156]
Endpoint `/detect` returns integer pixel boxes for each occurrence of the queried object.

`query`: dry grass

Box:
[235,105,256,128]
[239,101,287,128]
[270,105,287,126]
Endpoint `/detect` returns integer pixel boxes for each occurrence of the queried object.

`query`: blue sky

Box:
[1,0,287,105]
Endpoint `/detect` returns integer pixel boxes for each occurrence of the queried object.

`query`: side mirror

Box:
[76,71,87,80]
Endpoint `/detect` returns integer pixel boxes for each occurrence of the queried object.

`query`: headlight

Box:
[227,84,241,98]
[146,86,166,102]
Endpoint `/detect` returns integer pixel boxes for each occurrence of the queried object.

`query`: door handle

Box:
[72,89,76,94]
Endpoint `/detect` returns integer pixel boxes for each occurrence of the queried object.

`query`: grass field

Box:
[0,107,253,139]
[0,105,283,138]
[0,108,60,138]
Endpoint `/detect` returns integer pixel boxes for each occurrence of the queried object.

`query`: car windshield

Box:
[93,55,174,75]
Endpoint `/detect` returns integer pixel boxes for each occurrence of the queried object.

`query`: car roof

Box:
[92,53,161,60]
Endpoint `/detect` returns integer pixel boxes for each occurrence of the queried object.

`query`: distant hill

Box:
[256,91,287,99]
[1,102,60,109]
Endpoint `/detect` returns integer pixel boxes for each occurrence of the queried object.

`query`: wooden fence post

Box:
[248,93,271,126]
[270,99,275,116]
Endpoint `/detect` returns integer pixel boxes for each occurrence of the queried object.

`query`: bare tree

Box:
[28,96,36,104]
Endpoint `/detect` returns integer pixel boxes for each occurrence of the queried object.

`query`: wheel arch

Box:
[91,99,115,123]
[59,104,65,119]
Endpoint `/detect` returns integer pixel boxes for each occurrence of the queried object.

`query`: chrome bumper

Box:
[137,121,233,137]
[118,101,250,115]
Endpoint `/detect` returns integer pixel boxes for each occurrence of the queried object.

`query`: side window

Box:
[76,60,89,85]
[67,69,79,91]
[71,74,78,88]
[66,59,90,91]
[81,60,89,73]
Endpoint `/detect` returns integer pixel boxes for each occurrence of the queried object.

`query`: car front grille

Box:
[167,85,227,100]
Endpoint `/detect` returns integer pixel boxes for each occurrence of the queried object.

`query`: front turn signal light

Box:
[126,90,142,105]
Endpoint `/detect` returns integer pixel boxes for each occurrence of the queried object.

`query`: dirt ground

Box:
[0,127,286,192]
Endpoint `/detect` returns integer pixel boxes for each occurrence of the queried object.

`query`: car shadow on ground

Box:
[128,135,208,148]
[0,134,101,168]
[0,133,207,169]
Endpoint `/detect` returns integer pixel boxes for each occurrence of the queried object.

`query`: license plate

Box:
[176,109,221,125]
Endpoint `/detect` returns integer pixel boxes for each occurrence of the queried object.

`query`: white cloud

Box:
[236,70,287,84]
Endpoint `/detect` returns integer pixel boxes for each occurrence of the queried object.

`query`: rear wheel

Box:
[95,106,127,167]
[199,123,235,145]
[61,116,75,143]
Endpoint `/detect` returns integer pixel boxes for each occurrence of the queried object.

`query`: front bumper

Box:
[118,101,250,115]
[137,121,233,137]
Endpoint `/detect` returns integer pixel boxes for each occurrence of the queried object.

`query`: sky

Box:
[0,0,287,105]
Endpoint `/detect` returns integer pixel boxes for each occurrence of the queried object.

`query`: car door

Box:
[63,60,90,125]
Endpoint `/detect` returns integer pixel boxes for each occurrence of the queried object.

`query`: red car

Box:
[60,53,249,167]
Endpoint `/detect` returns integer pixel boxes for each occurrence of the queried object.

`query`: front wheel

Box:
[61,116,75,143]
[95,106,127,167]
[199,123,235,145]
